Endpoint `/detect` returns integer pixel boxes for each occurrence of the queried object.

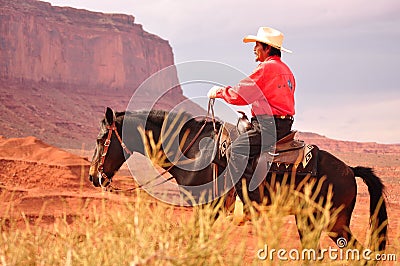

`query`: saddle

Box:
[269,132,318,176]
[276,131,304,152]
[216,116,318,176]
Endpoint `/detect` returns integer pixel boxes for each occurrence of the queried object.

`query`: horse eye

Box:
[96,135,106,144]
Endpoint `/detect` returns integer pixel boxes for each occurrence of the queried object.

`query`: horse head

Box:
[89,107,127,187]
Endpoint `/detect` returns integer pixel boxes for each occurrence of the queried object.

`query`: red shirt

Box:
[216,56,295,117]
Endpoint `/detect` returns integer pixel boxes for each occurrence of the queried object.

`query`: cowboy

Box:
[207,26,296,198]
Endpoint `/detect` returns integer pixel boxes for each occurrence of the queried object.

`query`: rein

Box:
[98,99,218,192]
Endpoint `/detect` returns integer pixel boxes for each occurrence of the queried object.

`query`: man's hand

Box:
[207,86,223,98]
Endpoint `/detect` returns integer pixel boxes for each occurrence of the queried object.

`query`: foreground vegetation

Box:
[0,190,245,265]
[0,180,398,265]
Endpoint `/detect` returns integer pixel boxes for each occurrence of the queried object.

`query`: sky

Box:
[47,0,400,144]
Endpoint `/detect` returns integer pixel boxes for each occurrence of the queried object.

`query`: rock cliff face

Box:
[0,0,204,148]
[297,132,400,154]
[0,0,176,92]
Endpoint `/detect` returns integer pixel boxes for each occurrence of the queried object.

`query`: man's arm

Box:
[214,65,265,105]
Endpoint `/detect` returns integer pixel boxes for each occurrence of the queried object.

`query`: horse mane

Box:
[115,111,126,117]
[118,109,221,130]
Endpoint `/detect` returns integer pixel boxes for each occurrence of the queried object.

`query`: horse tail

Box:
[351,166,388,251]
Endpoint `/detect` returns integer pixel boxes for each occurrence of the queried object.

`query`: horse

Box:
[89,107,388,253]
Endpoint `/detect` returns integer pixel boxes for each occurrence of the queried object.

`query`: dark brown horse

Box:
[89,107,388,252]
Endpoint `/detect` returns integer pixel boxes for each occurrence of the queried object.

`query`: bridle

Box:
[97,120,133,187]
[96,99,218,191]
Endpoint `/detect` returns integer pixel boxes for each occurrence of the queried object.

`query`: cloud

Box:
[295,91,400,143]
[45,0,400,143]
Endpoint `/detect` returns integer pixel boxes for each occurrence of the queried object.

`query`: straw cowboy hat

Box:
[243,27,292,53]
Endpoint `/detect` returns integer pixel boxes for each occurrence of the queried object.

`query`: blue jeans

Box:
[229,116,294,201]
[231,116,293,157]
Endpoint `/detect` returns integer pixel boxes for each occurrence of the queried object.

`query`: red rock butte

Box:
[0,0,204,148]
[0,0,176,91]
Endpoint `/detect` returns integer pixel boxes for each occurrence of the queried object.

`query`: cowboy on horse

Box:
[88,26,388,252]
[207,26,296,188]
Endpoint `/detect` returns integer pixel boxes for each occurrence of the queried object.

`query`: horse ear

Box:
[105,107,115,125]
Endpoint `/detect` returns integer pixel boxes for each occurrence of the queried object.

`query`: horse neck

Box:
[167,120,222,186]
[122,110,171,156]
[120,112,148,156]
[124,110,223,186]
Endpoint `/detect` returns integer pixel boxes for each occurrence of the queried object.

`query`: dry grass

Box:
[1,180,397,265]
[0,191,245,266]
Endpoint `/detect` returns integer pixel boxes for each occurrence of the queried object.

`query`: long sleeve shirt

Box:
[215,55,295,117]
